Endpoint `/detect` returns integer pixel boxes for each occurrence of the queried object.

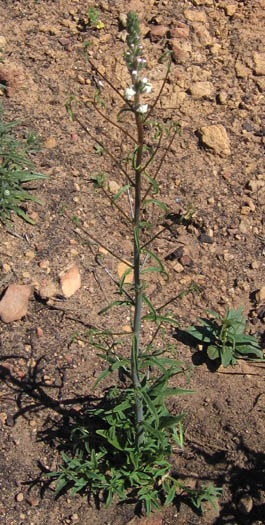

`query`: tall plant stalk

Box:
[125,12,149,445]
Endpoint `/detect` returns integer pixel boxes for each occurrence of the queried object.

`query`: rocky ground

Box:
[0,0,265,523]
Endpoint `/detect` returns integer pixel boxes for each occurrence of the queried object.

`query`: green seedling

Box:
[0,103,46,224]
[185,307,264,368]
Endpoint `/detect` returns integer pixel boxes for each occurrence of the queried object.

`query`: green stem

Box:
[132,92,145,446]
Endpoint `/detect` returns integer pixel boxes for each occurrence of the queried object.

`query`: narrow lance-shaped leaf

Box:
[143,198,168,217]
[141,248,168,278]
[112,184,131,202]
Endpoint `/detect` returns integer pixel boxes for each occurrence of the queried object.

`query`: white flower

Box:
[137,104,148,114]
[4,189,10,196]
[143,83,152,94]
[124,86,136,100]
[132,70,138,77]
[141,78,152,94]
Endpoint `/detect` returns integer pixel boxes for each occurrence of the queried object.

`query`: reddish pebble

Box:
[36,327,44,338]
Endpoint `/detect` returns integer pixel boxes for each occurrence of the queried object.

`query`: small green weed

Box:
[0,103,46,224]
[87,7,99,26]
[185,307,264,368]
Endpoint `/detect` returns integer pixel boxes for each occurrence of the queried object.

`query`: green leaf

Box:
[220,346,233,367]
[141,248,168,278]
[112,184,131,202]
[207,345,219,360]
[119,267,133,293]
[158,414,185,430]
[142,294,157,320]
[98,299,132,315]
[143,198,168,217]
[54,478,68,497]
[134,226,141,253]
[142,172,159,194]
[164,485,176,505]
[65,95,76,121]
[12,207,35,224]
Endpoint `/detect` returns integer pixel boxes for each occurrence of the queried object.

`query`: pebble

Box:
[149,25,169,41]
[2,263,11,273]
[59,264,81,298]
[184,9,207,23]
[170,22,189,39]
[39,260,50,269]
[224,4,237,16]
[16,493,24,502]
[199,233,213,244]
[256,287,265,303]
[253,52,265,76]
[0,36,7,48]
[44,137,57,149]
[37,279,58,299]
[36,327,44,338]
[0,284,32,323]
[189,81,214,99]
[237,494,253,515]
[108,180,120,194]
[247,179,264,191]
[199,125,231,156]
[192,22,212,46]
[118,12,127,28]
[172,261,184,273]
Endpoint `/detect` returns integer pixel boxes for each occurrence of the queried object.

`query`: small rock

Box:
[237,494,253,515]
[59,264,81,298]
[108,180,120,194]
[253,52,265,76]
[26,496,40,507]
[170,22,189,39]
[199,125,231,156]
[172,261,184,273]
[256,287,265,303]
[44,137,57,149]
[239,220,249,234]
[223,251,234,262]
[39,260,50,269]
[0,36,7,48]
[77,74,85,84]
[240,206,251,215]
[184,9,207,23]
[180,255,193,266]
[199,233,213,244]
[36,327,44,338]
[171,39,191,63]
[16,493,24,502]
[250,260,259,270]
[235,61,250,79]
[224,4,237,16]
[189,81,214,99]
[0,284,32,323]
[149,25,169,41]
[247,179,264,191]
[2,263,11,273]
[24,250,35,260]
[117,261,133,283]
[118,12,127,28]
[217,90,228,104]
[37,280,58,299]
[192,22,212,46]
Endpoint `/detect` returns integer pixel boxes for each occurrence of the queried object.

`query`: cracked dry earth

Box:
[0,0,265,524]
